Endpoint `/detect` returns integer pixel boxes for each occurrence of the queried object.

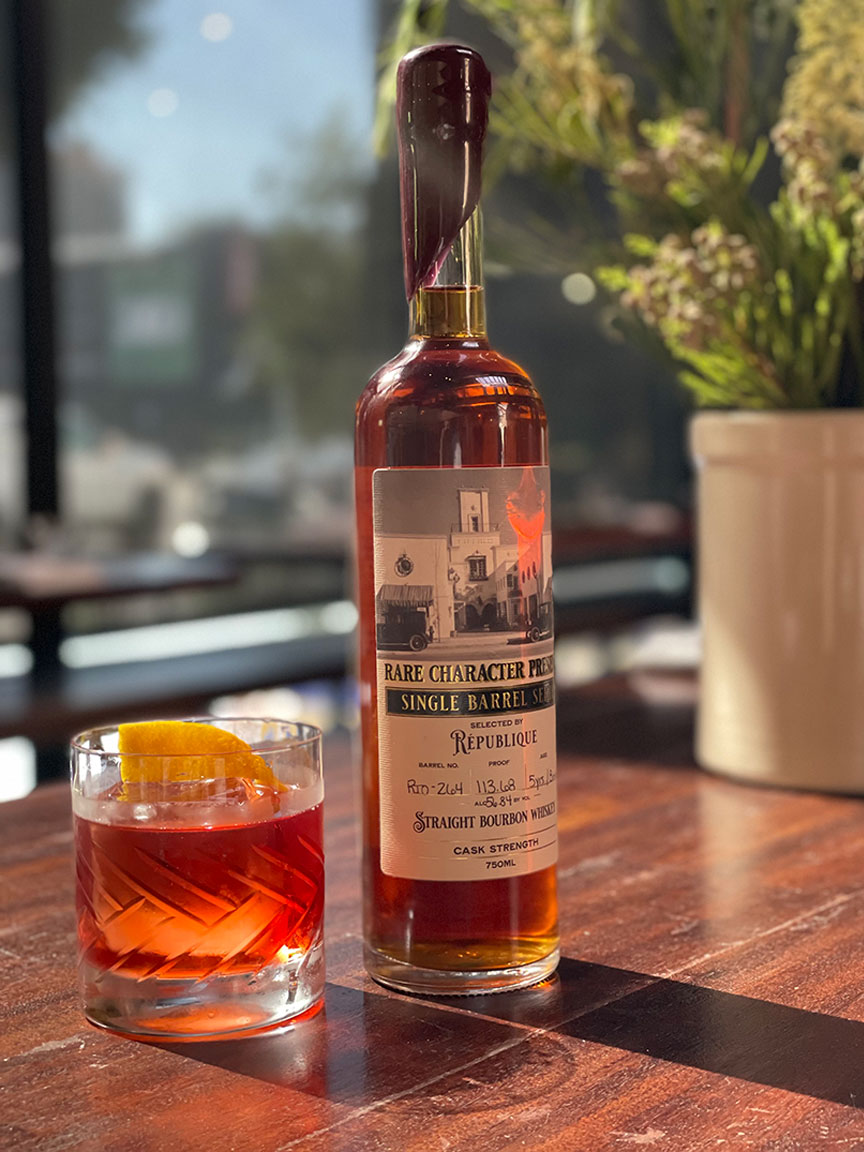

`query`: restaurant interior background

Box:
[0,0,696,798]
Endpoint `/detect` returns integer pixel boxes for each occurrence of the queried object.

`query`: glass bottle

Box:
[354,43,559,995]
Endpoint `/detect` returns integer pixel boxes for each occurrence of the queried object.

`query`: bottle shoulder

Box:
[355,336,548,469]
[357,338,540,413]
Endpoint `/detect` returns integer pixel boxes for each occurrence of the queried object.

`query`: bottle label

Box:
[372,465,557,882]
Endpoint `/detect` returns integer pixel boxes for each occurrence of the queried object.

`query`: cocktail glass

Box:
[72,718,324,1041]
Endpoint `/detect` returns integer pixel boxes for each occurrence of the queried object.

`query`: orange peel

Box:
[118,720,282,791]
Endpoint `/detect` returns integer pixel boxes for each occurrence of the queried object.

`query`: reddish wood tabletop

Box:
[4,673,864,1150]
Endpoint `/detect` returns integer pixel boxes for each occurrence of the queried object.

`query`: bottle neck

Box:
[409,209,487,340]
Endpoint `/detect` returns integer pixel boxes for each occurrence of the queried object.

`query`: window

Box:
[0,1,695,791]
[468,555,487,582]
[1,1,382,789]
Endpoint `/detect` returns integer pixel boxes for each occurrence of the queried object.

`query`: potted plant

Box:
[382,0,864,791]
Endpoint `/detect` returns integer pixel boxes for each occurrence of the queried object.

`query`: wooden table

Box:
[4,672,864,1150]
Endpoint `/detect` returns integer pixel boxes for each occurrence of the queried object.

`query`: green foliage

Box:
[781,0,864,158]
[0,0,152,156]
[373,0,449,154]
[379,0,864,409]
[50,0,152,120]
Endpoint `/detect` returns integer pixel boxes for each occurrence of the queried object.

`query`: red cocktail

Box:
[72,719,324,1040]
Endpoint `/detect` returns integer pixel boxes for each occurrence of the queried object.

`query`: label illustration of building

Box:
[373,469,553,653]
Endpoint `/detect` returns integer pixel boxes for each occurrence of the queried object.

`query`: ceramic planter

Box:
[691,409,864,793]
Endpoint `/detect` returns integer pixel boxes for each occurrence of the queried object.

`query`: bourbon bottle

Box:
[355,43,559,994]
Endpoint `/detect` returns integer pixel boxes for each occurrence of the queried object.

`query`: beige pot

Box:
[691,409,864,793]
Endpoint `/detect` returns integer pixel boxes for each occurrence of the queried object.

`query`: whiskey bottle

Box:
[355,43,559,995]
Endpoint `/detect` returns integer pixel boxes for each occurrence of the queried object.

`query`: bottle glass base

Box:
[364,943,560,997]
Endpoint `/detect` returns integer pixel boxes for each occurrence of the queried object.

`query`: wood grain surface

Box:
[4,673,864,1150]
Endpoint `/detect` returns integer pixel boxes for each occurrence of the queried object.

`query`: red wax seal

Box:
[396,43,491,301]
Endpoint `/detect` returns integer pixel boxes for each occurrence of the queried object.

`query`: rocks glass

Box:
[72,718,324,1040]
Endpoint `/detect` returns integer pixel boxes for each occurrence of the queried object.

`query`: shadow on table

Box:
[441,956,864,1109]
[153,981,550,1107]
[157,957,864,1110]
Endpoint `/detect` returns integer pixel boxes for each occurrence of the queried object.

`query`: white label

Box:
[372,466,558,882]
